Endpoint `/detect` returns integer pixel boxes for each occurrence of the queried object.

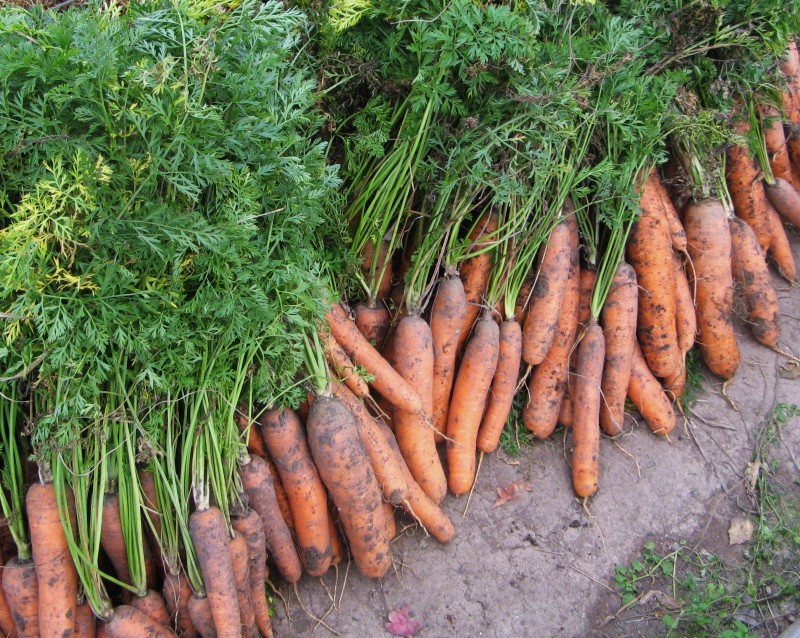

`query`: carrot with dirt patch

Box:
[231,508,273,638]
[628,341,677,436]
[103,605,176,638]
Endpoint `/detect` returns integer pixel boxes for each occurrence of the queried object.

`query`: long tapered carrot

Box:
[684,198,740,379]
[522,213,579,365]
[257,407,332,576]
[231,510,272,638]
[626,175,681,379]
[672,252,696,358]
[430,273,467,439]
[262,455,295,538]
[354,301,391,351]
[323,331,370,399]
[104,605,176,638]
[130,590,170,628]
[238,455,302,584]
[27,481,78,638]
[766,199,797,281]
[162,570,197,638]
[571,321,605,498]
[306,395,391,579]
[628,341,677,436]
[521,254,580,439]
[228,533,256,638]
[650,168,688,253]
[1,556,38,638]
[187,595,216,638]
[477,318,523,454]
[599,261,638,438]
[100,491,132,589]
[189,507,239,638]
[75,600,96,638]
[729,217,780,348]
[392,314,447,504]
[764,176,800,228]
[326,302,423,415]
[447,313,501,495]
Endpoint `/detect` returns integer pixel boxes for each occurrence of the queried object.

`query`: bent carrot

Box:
[104,605,176,638]
[628,341,677,435]
[763,105,800,191]
[258,407,332,576]
[231,509,272,638]
[2,556,38,638]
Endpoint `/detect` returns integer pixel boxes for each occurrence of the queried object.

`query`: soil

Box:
[271,234,800,638]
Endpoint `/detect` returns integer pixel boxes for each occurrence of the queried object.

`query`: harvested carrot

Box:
[138,468,162,549]
[27,481,78,638]
[447,313,500,495]
[0,547,14,638]
[189,507,239,638]
[672,252,696,358]
[231,510,272,638]
[513,272,536,326]
[1,556,38,637]
[75,600,96,638]
[763,105,800,191]
[306,395,391,579]
[383,502,397,541]
[162,570,196,638]
[599,261,638,437]
[234,407,268,459]
[187,595,216,638]
[392,314,447,504]
[104,605,176,638]
[430,273,467,439]
[765,176,800,228]
[477,318,523,453]
[684,199,740,379]
[663,360,687,400]
[571,321,605,498]
[361,238,394,300]
[354,301,391,351]
[650,168,688,253]
[787,124,800,169]
[558,394,573,428]
[228,533,256,638]
[729,217,780,347]
[326,302,422,415]
[263,455,295,537]
[238,455,301,584]
[100,491,131,588]
[628,341,677,435]
[130,590,170,628]
[766,200,798,281]
[323,331,370,398]
[522,257,579,439]
[327,507,345,568]
[522,212,579,365]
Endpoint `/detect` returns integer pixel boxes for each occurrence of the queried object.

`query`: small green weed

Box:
[499,391,532,457]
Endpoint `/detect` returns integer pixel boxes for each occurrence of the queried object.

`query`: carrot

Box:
[513,272,536,327]
[672,252,696,358]
[27,481,78,638]
[447,313,500,495]
[521,257,579,439]
[522,213,578,365]
[258,407,332,577]
[327,506,345,568]
[430,273,467,440]
[361,238,394,300]
[138,468,162,549]
[231,509,272,638]
[75,600,96,638]
[571,321,605,498]
[162,570,197,638]
[683,199,740,379]
[766,199,798,281]
[263,455,295,538]
[104,605,176,638]
[306,395,391,579]
[238,455,302,584]
[326,302,423,415]
[628,341,677,436]
[100,491,131,589]
[188,507,239,638]
[374,418,455,544]
[764,176,800,228]
[558,394,573,428]
[329,381,408,505]
[456,212,498,353]
[476,318,522,454]
[187,595,216,638]
[0,548,13,638]
[234,407,269,459]
[663,360,687,400]
[763,105,800,191]
[626,175,681,379]
[392,314,447,504]
[323,331,370,399]
[729,217,780,348]
[1,556,38,637]
[130,590,170,628]
[228,533,256,638]
[650,168,688,253]
[383,502,397,541]
[726,120,774,252]
[599,261,638,438]
[786,123,800,170]
[354,301,391,351]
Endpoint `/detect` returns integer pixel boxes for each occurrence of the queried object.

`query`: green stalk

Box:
[0,382,30,560]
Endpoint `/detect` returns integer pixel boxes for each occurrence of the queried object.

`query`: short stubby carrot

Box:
[599,261,638,437]
[628,341,677,436]
[306,396,391,579]
[104,604,176,638]
[729,217,780,348]
[684,198,740,379]
[2,556,39,638]
[522,212,578,366]
[447,313,500,495]
[354,301,391,351]
[258,407,332,576]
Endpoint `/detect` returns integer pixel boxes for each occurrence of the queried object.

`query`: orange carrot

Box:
[763,105,800,191]
[354,301,391,351]
[729,217,780,348]
[327,506,345,568]
[558,394,573,428]
[361,238,394,300]
[326,302,423,415]
[323,331,370,399]
[228,533,256,638]
[513,272,536,327]
[786,123,800,170]
[628,341,677,435]
[663,360,687,400]
[392,315,447,504]
[447,313,500,495]
[383,502,397,541]
[430,273,467,440]
[476,318,523,454]
[522,212,579,365]
[27,481,78,638]
[234,407,268,459]
[100,491,131,590]
[306,396,391,579]
[138,468,162,551]
[672,252,696,358]
[764,176,800,228]
[766,199,798,281]
[684,199,740,379]
[104,605,176,638]
[263,455,295,538]
[187,595,216,638]
[650,168,688,253]
[162,570,197,638]
[599,261,638,437]
[130,590,170,628]
[1,556,38,637]
[231,510,272,638]
[571,321,605,498]
[189,507,239,638]
[238,455,302,584]
[258,407,332,576]
[75,599,96,638]
[0,547,15,638]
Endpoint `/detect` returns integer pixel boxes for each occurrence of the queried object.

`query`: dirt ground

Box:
[271,234,800,638]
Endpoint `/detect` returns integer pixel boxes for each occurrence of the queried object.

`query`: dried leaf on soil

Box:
[386,606,423,636]
[493,480,533,507]
[728,516,755,545]
[639,589,683,610]
[778,360,800,379]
